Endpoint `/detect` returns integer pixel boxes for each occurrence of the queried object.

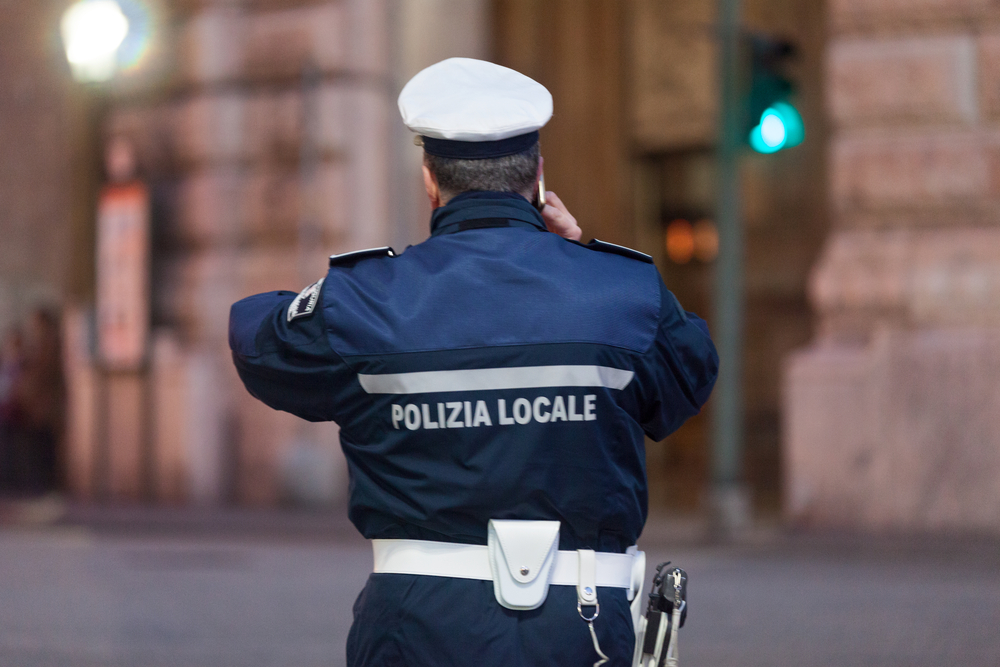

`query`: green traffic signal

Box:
[744,34,804,154]
[749,101,804,154]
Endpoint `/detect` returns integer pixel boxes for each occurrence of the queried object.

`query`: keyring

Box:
[577,601,600,622]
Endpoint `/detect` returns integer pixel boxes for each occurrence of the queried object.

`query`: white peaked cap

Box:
[398,57,553,142]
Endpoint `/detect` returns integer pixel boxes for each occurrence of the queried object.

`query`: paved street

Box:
[0,507,998,667]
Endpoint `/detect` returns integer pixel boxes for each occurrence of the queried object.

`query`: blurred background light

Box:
[666,219,695,264]
[693,219,719,262]
[114,0,155,73]
[749,102,805,154]
[60,0,130,83]
[760,111,787,148]
[665,218,718,264]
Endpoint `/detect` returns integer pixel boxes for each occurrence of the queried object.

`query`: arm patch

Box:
[287,278,324,322]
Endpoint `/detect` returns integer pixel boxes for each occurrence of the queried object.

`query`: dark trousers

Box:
[347,574,635,667]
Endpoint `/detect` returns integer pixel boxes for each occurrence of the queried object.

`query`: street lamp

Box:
[60,0,130,83]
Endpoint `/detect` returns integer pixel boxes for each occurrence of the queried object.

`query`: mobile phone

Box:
[534,172,546,212]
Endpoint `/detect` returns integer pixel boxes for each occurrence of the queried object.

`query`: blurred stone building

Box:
[1,0,998,533]
[786,0,1000,533]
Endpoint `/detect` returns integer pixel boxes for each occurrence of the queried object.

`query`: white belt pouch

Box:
[487,519,561,610]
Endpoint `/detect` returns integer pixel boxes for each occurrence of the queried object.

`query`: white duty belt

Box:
[372,538,638,591]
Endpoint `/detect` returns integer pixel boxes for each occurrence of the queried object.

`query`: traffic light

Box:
[745,34,804,154]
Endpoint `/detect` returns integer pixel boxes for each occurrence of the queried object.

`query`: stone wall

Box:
[0,1,74,332]
[785,0,1000,532]
[81,0,394,505]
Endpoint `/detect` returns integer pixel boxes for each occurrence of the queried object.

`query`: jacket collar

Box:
[429,191,547,237]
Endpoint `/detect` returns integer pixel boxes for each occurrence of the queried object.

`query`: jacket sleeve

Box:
[228,284,356,423]
[628,279,719,441]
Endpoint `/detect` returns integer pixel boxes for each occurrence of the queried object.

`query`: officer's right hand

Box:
[541,191,582,241]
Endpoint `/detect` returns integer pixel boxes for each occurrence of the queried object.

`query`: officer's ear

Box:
[422,164,442,209]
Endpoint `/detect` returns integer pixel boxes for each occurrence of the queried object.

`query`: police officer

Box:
[229,58,718,667]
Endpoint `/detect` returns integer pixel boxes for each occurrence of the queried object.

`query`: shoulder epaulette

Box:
[582,239,653,264]
[329,246,396,268]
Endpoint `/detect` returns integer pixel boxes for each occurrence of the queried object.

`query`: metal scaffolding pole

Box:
[712,0,751,536]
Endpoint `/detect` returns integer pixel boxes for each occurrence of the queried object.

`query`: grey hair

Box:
[424,142,540,203]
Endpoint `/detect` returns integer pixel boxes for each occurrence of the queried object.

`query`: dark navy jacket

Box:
[229,191,718,666]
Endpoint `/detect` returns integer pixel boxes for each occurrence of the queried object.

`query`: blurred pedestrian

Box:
[0,309,64,496]
[19,308,65,494]
[0,327,26,494]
